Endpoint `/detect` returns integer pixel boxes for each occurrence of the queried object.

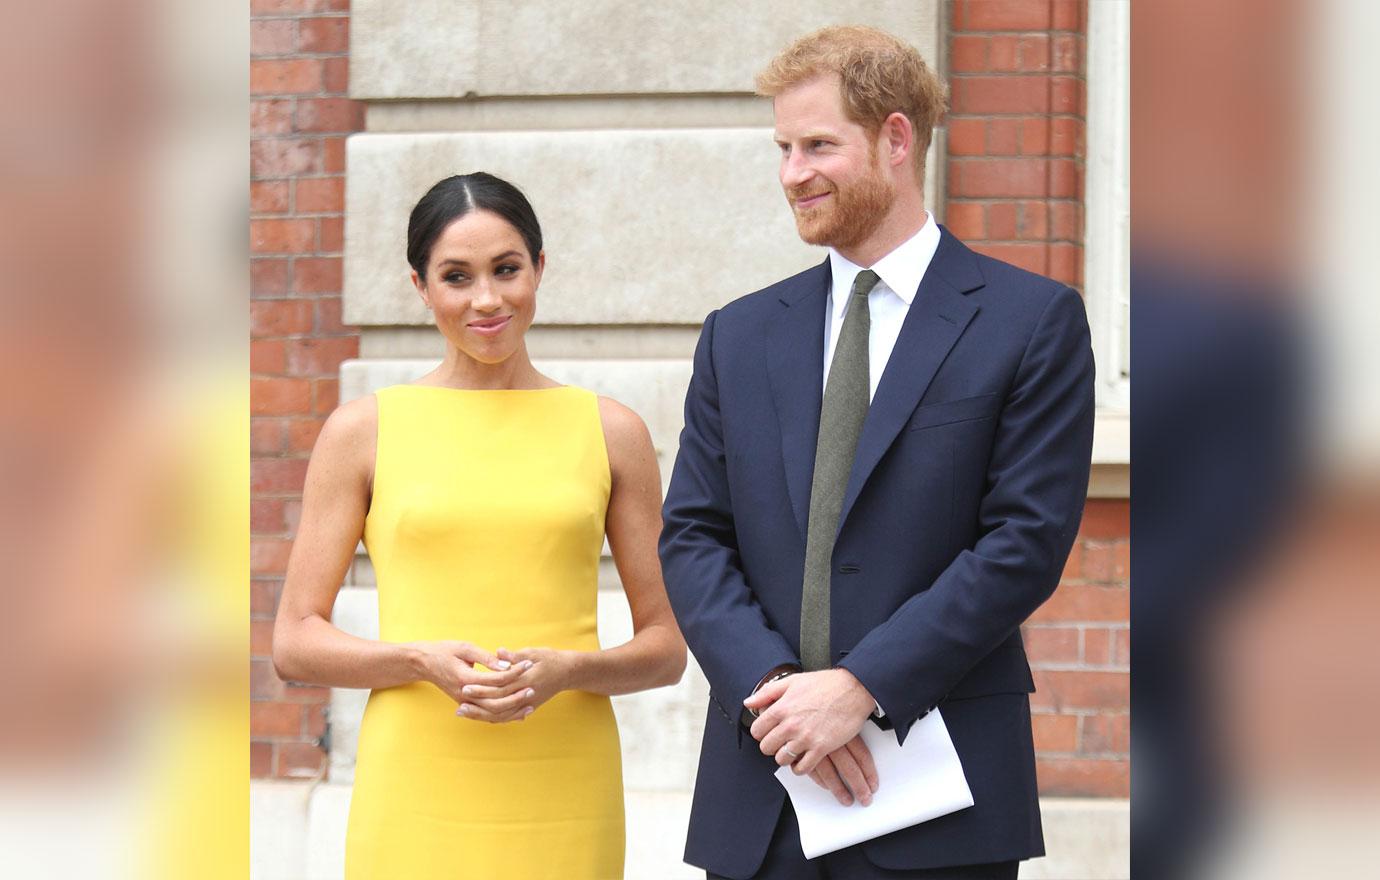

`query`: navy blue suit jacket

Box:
[659,227,1096,877]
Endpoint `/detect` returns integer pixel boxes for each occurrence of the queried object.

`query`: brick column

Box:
[945,0,1086,289]
[1025,499,1130,797]
[250,0,363,780]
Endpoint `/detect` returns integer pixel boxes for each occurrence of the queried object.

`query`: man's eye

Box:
[811,140,829,149]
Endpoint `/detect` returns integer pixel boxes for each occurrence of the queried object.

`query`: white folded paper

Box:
[774,707,974,859]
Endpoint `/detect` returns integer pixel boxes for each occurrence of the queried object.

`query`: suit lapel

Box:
[837,228,986,532]
[765,259,830,543]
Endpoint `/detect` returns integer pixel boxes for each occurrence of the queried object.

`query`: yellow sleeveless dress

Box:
[344,384,624,879]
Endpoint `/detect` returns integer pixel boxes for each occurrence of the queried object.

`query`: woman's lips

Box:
[468,315,512,336]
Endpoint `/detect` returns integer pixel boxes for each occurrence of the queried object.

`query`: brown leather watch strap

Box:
[741,662,803,727]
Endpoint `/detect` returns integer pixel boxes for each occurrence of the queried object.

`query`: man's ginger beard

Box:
[787,141,895,251]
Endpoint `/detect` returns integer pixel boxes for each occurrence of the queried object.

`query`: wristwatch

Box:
[741,662,803,727]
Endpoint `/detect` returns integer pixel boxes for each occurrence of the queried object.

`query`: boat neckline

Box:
[397,383,574,393]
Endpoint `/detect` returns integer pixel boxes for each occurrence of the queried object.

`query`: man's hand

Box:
[809,735,879,806]
[743,668,876,775]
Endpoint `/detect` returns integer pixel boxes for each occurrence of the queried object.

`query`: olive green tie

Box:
[800,269,879,671]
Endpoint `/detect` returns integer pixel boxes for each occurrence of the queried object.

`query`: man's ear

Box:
[411,269,431,310]
[881,111,915,171]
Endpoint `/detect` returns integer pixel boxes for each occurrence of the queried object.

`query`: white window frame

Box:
[1084,0,1131,413]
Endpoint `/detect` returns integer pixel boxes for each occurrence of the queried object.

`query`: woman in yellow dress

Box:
[272,172,687,879]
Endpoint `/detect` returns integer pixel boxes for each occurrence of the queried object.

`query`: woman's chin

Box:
[458,343,519,366]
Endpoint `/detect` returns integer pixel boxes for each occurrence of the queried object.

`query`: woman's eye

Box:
[495,264,519,276]
[443,272,466,284]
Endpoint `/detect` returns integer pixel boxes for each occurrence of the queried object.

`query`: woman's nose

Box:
[471,282,502,311]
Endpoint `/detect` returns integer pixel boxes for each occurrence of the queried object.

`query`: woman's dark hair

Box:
[406,172,543,281]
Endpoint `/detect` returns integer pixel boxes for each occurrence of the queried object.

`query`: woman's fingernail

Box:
[525,688,536,698]
[495,660,511,670]
[523,707,534,717]
[520,660,533,670]
[458,704,471,715]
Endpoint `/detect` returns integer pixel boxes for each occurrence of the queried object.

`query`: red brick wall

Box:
[945,1,1128,797]
[945,0,1086,289]
[250,0,363,779]
[1026,500,1130,796]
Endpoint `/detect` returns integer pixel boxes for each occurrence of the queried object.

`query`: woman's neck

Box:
[426,345,551,390]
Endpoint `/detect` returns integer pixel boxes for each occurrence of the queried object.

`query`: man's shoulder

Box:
[939,230,1077,325]
[943,232,1066,297]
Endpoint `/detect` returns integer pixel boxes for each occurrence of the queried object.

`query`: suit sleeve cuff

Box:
[837,651,932,745]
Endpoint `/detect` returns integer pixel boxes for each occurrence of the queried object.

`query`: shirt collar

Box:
[827,211,941,321]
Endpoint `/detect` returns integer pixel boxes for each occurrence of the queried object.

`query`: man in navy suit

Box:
[659,26,1095,880]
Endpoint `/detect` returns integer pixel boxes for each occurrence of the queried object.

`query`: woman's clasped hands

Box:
[411,640,572,723]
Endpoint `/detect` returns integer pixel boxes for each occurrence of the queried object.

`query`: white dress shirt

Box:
[822,212,942,400]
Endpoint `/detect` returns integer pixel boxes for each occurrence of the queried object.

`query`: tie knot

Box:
[850,269,881,299]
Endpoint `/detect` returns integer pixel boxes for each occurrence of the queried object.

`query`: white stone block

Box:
[366,94,774,134]
[351,0,939,100]
[250,782,310,880]
[1021,798,1130,879]
[625,791,699,879]
[350,1,479,101]
[331,586,379,641]
[306,784,353,880]
[344,129,823,326]
[597,578,636,646]
[346,553,375,587]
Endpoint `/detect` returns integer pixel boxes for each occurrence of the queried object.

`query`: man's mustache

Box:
[788,185,834,203]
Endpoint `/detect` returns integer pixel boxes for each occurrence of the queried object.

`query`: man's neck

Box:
[834,188,927,268]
